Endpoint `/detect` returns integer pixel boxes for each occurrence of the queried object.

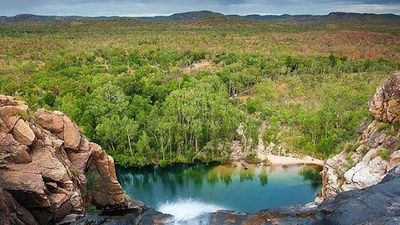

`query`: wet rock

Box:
[56,214,82,225]
[72,215,107,225]
[210,210,251,225]
[72,208,171,225]
[136,208,172,225]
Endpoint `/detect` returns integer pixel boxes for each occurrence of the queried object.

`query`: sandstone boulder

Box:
[0,187,38,225]
[0,131,31,164]
[12,119,35,146]
[90,150,125,206]
[34,109,64,137]
[62,116,80,150]
[0,96,29,132]
[369,73,400,122]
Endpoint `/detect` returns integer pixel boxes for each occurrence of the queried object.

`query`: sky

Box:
[1,0,399,16]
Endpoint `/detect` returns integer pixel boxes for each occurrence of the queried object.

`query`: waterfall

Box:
[157,198,226,225]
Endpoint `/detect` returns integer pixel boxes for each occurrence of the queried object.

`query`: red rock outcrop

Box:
[0,95,132,225]
[369,73,400,122]
[0,187,38,225]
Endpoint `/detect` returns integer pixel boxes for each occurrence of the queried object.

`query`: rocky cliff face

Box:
[0,95,149,225]
[321,74,400,197]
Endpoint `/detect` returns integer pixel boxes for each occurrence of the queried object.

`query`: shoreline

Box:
[263,154,325,167]
[114,152,325,169]
[230,154,325,171]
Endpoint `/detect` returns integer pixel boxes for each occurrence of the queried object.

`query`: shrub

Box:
[379,148,391,160]
[86,171,98,194]
[344,153,354,170]
[343,142,355,153]
[376,122,390,131]
[245,152,260,163]
[213,52,237,65]
[187,50,206,63]
[123,190,132,200]
[86,204,101,215]
[387,121,400,136]
[245,99,260,114]
[43,92,56,107]
[356,144,368,156]
[18,61,37,74]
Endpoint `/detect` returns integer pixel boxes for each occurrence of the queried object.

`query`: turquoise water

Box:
[117,164,322,214]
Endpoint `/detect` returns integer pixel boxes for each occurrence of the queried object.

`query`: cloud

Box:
[0,0,399,16]
[337,3,400,14]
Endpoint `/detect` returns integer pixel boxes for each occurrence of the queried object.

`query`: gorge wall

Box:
[321,73,400,198]
[0,95,166,225]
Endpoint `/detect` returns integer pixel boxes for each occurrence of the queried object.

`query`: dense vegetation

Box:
[1,17,399,166]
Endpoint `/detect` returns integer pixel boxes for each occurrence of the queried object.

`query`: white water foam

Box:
[157,198,226,225]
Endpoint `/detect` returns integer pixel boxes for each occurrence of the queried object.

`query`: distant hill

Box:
[0,14,123,23]
[0,11,399,23]
[169,10,224,20]
[0,14,72,23]
[138,10,224,21]
[238,12,400,22]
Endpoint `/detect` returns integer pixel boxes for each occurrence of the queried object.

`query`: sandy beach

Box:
[264,154,324,166]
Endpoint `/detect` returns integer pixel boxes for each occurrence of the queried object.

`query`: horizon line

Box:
[1,10,399,18]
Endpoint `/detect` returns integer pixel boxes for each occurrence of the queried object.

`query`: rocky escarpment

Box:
[321,74,400,197]
[0,95,166,225]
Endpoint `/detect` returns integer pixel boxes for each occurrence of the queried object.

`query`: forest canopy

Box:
[1,18,399,166]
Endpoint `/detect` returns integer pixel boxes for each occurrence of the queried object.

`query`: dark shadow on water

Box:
[299,166,323,190]
[258,168,269,186]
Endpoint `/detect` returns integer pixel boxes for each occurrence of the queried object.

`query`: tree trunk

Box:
[126,127,133,156]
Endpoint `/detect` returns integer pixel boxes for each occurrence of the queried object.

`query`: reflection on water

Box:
[117,163,322,213]
[299,167,323,190]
